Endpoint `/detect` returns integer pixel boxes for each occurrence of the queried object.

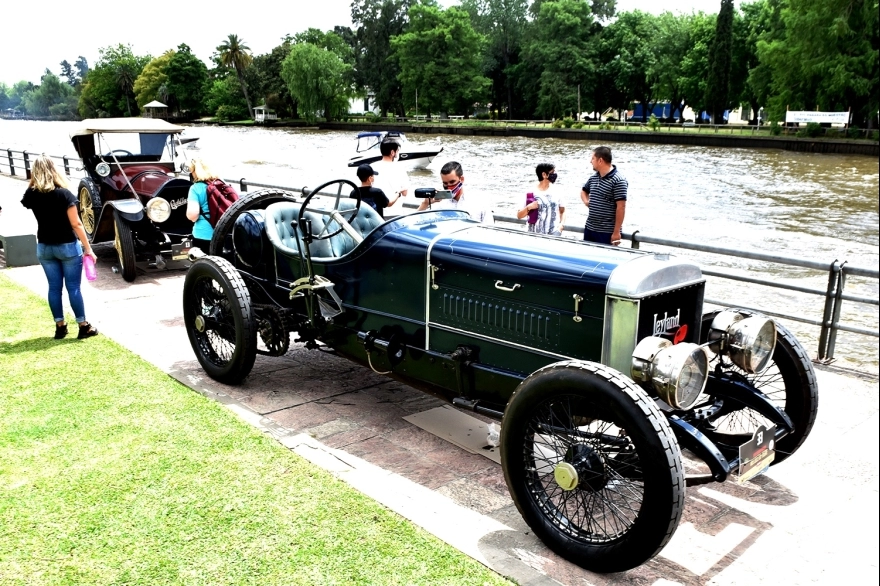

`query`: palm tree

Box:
[115,64,136,116]
[217,34,254,118]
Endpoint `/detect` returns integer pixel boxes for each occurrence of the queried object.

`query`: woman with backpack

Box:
[186,158,220,252]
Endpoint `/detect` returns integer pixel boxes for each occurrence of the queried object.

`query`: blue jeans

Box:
[37,241,86,323]
[583,227,613,245]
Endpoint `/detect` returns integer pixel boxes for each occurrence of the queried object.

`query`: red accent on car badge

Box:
[673,324,688,344]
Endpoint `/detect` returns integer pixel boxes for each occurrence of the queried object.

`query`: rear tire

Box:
[501,360,685,573]
[78,179,101,239]
[113,212,137,282]
[183,256,257,384]
[210,189,299,260]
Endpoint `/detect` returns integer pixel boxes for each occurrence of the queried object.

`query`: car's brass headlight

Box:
[708,310,776,374]
[632,337,709,410]
[95,162,111,177]
[146,197,171,223]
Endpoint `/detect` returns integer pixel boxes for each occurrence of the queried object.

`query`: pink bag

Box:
[83,255,97,281]
[526,193,539,224]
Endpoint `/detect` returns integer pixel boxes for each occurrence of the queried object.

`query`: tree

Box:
[21,70,75,117]
[392,4,490,117]
[251,37,297,118]
[351,0,417,116]
[757,0,879,127]
[217,34,254,118]
[649,12,693,121]
[461,0,529,118]
[599,11,659,121]
[79,45,149,118]
[133,51,174,110]
[281,42,354,122]
[678,12,717,121]
[705,0,735,123]
[166,44,209,116]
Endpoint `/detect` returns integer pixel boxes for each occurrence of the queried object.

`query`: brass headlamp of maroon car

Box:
[708,310,777,374]
[631,337,710,410]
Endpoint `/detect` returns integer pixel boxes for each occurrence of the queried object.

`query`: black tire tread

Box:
[114,213,137,282]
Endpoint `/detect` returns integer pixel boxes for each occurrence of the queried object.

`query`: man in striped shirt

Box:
[580,146,627,246]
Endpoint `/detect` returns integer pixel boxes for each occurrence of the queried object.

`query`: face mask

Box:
[449,180,463,197]
[548,172,558,184]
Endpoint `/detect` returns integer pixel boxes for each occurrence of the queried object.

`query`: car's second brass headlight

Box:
[709,310,776,374]
[632,337,709,410]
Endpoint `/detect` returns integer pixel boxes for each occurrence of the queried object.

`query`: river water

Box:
[2,120,877,370]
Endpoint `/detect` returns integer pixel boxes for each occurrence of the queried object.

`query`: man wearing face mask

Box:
[517,162,565,236]
[370,139,409,214]
[418,161,494,224]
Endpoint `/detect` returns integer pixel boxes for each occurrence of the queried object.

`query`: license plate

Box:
[172,240,192,261]
[736,424,776,484]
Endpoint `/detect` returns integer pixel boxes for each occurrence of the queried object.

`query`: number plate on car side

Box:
[172,240,192,261]
[736,424,776,483]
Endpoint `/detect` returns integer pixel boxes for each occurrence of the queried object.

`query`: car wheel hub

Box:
[557,443,607,492]
[194,315,206,333]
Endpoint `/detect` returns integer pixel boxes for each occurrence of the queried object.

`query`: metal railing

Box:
[3,148,877,362]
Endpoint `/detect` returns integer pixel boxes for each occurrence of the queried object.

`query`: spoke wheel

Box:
[698,314,818,464]
[183,256,257,384]
[78,179,101,238]
[114,212,137,282]
[209,189,300,260]
[501,361,684,573]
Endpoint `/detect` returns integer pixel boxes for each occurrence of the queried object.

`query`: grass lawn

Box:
[0,274,511,586]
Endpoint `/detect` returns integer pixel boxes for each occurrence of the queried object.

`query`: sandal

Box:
[55,324,68,339]
[77,322,99,339]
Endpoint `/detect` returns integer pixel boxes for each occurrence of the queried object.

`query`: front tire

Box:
[113,212,137,282]
[501,361,685,573]
[183,256,257,384]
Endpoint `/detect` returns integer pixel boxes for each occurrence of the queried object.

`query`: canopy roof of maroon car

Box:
[70,118,185,137]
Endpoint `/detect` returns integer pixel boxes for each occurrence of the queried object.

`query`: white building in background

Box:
[349,91,380,116]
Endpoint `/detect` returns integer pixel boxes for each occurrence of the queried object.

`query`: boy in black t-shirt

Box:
[352,164,391,218]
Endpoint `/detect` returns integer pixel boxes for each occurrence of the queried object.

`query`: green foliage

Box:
[846,126,863,139]
[770,119,782,135]
[281,42,353,122]
[392,4,490,116]
[825,128,840,138]
[803,122,822,137]
[871,130,879,142]
[351,0,414,116]
[217,34,254,117]
[598,10,660,122]
[251,37,297,118]
[599,121,614,130]
[79,44,150,118]
[705,0,735,123]
[679,12,717,118]
[572,121,584,129]
[648,113,661,131]
[205,76,249,121]
[166,44,209,116]
[133,51,174,110]
[562,116,575,128]
[551,118,563,128]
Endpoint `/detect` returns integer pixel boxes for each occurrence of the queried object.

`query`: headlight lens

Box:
[95,162,111,177]
[709,310,777,374]
[146,197,171,223]
[632,337,709,410]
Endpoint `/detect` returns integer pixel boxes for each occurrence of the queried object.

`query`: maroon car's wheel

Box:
[78,179,101,239]
[501,361,685,573]
[113,212,137,282]
[183,256,257,384]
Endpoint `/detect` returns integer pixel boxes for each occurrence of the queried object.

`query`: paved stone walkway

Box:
[2,174,878,585]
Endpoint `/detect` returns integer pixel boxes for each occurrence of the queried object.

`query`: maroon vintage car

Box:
[70,119,196,281]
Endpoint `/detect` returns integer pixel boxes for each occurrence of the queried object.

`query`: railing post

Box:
[630,230,640,250]
[63,155,70,176]
[817,260,840,361]
[23,150,31,180]
[826,263,848,360]
[7,149,14,176]
[239,178,248,193]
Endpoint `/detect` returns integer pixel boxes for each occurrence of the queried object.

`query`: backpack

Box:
[200,179,239,227]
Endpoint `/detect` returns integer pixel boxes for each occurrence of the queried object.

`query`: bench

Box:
[0,232,38,267]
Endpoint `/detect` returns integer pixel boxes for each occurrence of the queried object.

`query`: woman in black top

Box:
[21,156,98,339]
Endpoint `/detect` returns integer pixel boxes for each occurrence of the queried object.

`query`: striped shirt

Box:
[582,166,627,233]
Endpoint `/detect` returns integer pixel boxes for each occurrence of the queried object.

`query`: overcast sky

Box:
[1,0,732,86]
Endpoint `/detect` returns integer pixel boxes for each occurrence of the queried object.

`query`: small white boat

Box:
[347,131,442,170]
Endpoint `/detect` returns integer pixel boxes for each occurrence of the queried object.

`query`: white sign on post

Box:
[785,111,850,124]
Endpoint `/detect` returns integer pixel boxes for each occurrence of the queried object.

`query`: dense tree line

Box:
[1,0,876,128]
